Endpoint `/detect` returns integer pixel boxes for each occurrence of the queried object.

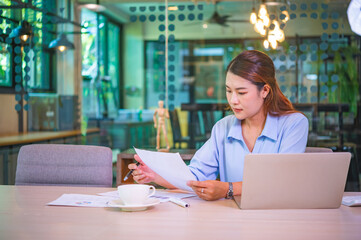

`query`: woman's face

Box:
[226,72,269,121]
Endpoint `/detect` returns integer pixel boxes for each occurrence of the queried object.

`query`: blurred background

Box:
[0,0,360,189]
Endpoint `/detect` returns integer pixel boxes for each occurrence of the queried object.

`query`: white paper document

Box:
[134,148,196,192]
[153,190,196,199]
[47,194,116,207]
[98,189,196,203]
[342,196,361,207]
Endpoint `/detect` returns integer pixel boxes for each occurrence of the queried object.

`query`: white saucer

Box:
[108,198,160,211]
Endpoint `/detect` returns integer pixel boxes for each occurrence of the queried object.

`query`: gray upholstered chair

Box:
[305,147,333,153]
[15,144,113,187]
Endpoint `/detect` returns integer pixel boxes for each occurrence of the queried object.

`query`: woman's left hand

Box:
[187,180,228,201]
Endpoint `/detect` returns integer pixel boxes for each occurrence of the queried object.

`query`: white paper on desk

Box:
[134,148,196,192]
[153,190,196,200]
[47,194,114,207]
[98,190,196,202]
[342,196,361,207]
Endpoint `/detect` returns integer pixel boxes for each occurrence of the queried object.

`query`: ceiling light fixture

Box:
[82,3,106,12]
[250,8,257,24]
[49,33,75,52]
[249,0,289,50]
[168,6,178,11]
[9,20,33,44]
[81,0,106,12]
[48,4,75,52]
[347,0,361,36]
[250,1,257,25]
[264,0,288,6]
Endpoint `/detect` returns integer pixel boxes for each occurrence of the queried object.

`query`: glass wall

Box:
[0,0,359,189]
[81,9,121,120]
[0,0,56,92]
[121,0,359,128]
[24,1,56,91]
[121,1,359,109]
[0,0,13,88]
[118,0,360,190]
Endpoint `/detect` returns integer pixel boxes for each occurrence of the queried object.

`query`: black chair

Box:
[169,109,208,149]
[201,111,215,138]
[296,103,360,191]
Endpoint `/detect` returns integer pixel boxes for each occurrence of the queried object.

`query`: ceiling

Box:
[76,0,351,31]
[76,0,349,5]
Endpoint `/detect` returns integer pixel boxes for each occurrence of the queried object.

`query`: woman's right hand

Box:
[128,154,157,183]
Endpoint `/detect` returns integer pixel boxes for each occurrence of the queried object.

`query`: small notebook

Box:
[342,196,361,207]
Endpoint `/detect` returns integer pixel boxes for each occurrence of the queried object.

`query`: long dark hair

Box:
[226,50,298,116]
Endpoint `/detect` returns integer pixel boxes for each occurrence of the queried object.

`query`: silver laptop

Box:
[234,152,351,209]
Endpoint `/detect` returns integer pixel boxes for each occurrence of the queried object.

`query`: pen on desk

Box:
[169,197,190,208]
[123,162,140,181]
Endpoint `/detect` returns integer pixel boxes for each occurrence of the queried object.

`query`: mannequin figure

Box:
[153,100,170,151]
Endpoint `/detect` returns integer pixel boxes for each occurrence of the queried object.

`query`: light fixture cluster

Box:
[10,21,74,52]
[250,0,289,49]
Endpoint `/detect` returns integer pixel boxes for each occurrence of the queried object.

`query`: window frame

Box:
[0,0,57,94]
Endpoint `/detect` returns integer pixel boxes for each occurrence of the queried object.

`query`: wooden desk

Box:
[0,185,360,240]
[0,128,100,147]
[117,148,196,185]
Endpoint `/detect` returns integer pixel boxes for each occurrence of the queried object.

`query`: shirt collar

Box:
[260,114,278,141]
[227,114,278,141]
[227,117,243,141]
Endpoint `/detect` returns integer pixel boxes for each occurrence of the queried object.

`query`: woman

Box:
[129,50,309,201]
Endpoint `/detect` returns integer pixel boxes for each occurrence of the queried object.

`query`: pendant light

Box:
[9,20,33,44]
[250,0,257,24]
[82,0,106,12]
[48,33,75,52]
[347,0,361,36]
[48,3,74,52]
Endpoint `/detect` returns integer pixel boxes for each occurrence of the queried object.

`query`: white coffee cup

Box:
[117,184,156,205]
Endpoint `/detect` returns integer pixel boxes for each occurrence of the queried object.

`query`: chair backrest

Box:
[169,109,183,143]
[201,111,215,136]
[15,144,113,187]
[305,147,333,153]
